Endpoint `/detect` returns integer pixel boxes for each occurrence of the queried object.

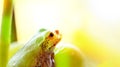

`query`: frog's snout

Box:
[55,30,59,35]
[54,30,62,41]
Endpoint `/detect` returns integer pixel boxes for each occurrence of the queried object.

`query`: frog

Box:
[7,28,62,67]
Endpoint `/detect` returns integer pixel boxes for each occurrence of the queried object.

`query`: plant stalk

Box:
[0,0,13,67]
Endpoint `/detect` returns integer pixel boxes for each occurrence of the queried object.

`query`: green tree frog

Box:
[7,28,62,67]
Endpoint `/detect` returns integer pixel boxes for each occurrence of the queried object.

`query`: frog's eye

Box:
[49,32,54,37]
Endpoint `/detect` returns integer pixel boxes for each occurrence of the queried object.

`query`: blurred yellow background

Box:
[1,0,120,66]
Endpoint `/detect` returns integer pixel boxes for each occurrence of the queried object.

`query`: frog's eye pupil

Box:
[49,32,54,37]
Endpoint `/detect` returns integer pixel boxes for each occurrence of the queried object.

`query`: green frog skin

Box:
[7,28,62,67]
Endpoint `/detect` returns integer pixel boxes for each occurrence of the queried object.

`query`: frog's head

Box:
[40,29,62,52]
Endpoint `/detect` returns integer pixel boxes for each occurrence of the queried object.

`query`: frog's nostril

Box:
[55,30,59,34]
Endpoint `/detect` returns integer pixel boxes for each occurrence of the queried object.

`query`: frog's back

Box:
[7,29,50,67]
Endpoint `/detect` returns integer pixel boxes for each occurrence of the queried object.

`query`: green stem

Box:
[0,0,13,67]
